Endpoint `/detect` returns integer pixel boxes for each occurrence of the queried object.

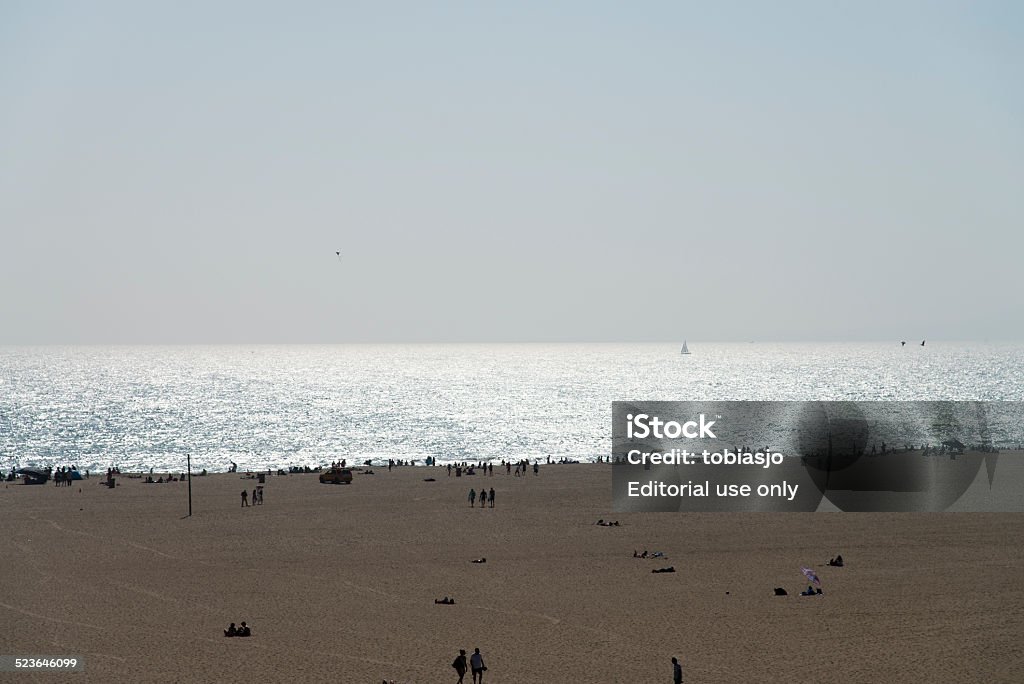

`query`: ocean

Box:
[1,342,1022,473]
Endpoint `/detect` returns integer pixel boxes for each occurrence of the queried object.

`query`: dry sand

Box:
[2,464,1024,683]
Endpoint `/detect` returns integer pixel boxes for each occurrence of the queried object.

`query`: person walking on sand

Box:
[469,488,476,508]
[452,649,468,683]
[489,488,495,508]
[470,647,486,683]
[672,656,683,683]
[241,490,248,507]
[479,489,487,508]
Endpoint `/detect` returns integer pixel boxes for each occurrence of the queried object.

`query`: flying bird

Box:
[335,250,342,261]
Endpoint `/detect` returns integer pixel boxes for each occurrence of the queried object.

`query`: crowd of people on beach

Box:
[143,472,185,483]
[443,458,549,478]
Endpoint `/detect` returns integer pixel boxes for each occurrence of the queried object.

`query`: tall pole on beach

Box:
[187,453,192,517]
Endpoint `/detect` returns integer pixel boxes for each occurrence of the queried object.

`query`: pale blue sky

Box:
[1,1,1021,342]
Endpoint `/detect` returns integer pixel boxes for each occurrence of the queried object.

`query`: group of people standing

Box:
[509,459,538,476]
[467,488,495,508]
[53,465,83,486]
[241,486,263,506]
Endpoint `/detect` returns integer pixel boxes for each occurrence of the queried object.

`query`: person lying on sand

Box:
[435,597,456,604]
[652,566,675,573]
[471,558,486,563]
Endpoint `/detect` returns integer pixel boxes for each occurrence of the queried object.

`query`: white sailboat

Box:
[680,341,690,355]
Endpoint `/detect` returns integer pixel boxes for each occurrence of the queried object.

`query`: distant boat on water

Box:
[680,341,691,355]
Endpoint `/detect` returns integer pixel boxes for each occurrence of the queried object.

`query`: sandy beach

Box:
[3,463,1023,683]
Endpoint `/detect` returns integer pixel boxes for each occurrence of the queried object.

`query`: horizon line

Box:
[0,339,1017,347]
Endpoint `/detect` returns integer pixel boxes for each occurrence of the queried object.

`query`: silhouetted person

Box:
[488,488,495,508]
[672,656,683,683]
[241,490,248,507]
[470,648,486,683]
[224,622,237,637]
[452,649,468,683]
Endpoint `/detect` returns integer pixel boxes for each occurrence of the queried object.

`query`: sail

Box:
[681,341,690,355]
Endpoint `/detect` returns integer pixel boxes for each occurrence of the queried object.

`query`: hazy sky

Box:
[1,1,1021,343]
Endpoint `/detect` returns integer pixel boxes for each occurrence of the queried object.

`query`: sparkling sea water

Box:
[1,343,1022,473]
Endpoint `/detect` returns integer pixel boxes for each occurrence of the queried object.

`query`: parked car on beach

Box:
[319,467,353,485]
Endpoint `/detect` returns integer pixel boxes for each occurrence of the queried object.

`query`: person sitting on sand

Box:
[238,622,251,636]
[224,623,237,637]
[801,585,816,596]
[828,554,844,567]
